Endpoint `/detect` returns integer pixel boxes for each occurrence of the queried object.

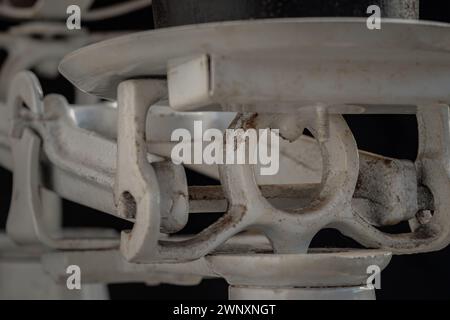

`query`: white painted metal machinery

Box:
[0,0,449,300]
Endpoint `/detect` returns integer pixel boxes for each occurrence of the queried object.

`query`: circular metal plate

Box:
[59,18,450,101]
[206,249,392,287]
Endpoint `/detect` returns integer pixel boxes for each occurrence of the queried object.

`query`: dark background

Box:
[0,0,450,300]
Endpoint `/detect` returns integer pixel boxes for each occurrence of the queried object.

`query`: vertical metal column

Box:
[153,0,419,28]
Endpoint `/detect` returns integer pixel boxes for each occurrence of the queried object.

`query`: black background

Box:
[0,0,450,300]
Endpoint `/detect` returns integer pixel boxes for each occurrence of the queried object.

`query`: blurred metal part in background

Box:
[0,0,153,21]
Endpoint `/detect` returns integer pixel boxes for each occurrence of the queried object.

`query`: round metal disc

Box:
[59,18,450,101]
[206,249,392,287]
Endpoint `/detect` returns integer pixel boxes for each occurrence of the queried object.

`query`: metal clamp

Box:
[336,104,450,254]
[116,80,359,261]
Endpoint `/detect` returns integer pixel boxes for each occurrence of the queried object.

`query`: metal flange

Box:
[206,249,392,300]
[59,18,450,107]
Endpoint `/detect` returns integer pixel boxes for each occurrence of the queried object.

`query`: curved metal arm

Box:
[6,72,118,249]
